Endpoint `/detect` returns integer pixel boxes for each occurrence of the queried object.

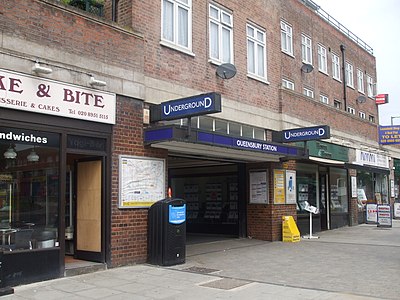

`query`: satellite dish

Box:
[357,95,367,104]
[216,63,237,79]
[301,63,314,73]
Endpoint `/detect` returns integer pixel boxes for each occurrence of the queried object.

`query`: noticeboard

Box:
[377,205,392,227]
[366,203,377,224]
[249,170,268,204]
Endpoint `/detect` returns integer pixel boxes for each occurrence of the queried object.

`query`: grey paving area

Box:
[4,220,400,299]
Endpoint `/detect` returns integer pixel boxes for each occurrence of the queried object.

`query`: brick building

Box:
[0,0,398,287]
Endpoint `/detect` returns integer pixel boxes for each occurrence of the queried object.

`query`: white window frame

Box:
[345,62,354,88]
[347,106,355,115]
[367,74,375,97]
[369,115,375,123]
[301,34,312,64]
[334,99,341,109]
[319,94,329,104]
[303,87,314,98]
[209,4,233,64]
[332,53,341,81]
[280,21,293,56]
[357,69,364,93]
[359,111,366,119]
[282,78,295,90]
[247,23,267,81]
[161,0,192,53]
[317,44,328,74]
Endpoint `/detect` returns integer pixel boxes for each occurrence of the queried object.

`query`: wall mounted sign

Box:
[285,170,296,204]
[273,169,285,204]
[379,126,400,145]
[375,93,389,105]
[0,68,116,124]
[354,149,389,169]
[273,125,330,142]
[0,127,59,147]
[249,170,268,204]
[118,155,165,208]
[150,92,221,122]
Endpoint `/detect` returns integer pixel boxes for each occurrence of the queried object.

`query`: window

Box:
[369,115,375,123]
[317,44,328,73]
[301,34,312,64]
[209,4,233,63]
[320,94,329,104]
[357,69,364,93]
[282,78,294,90]
[162,0,192,51]
[303,87,314,98]
[247,23,267,79]
[334,100,342,109]
[345,62,354,88]
[347,106,355,114]
[367,75,374,97]
[359,111,366,119]
[332,53,340,81]
[280,21,293,55]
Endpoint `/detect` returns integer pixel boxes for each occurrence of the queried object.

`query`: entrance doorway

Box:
[319,172,329,230]
[65,154,105,264]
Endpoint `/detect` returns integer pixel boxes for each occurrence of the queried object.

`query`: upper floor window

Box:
[332,53,340,81]
[320,94,329,104]
[367,74,375,97]
[317,44,328,73]
[247,23,267,80]
[301,34,312,64]
[359,111,366,119]
[282,78,295,90]
[303,87,314,98]
[162,0,192,51]
[345,62,354,88]
[357,69,364,93]
[369,115,375,123]
[280,21,293,56]
[347,106,355,115]
[334,99,342,109]
[209,4,233,64]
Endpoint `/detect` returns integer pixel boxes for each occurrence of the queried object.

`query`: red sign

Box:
[375,94,389,105]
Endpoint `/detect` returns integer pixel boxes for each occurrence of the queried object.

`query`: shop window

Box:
[0,130,60,251]
[329,168,348,213]
[296,164,317,213]
[375,173,389,204]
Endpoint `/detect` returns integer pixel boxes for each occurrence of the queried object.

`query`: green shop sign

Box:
[296,141,348,162]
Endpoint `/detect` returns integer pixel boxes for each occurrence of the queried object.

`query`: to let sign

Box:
[379,126,400,145]
[0,68,116,124]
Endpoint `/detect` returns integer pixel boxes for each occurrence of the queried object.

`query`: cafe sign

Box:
[0,68,116,124]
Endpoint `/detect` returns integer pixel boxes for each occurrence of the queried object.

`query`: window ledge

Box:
[247,73,270,85]
[318,70,329,76]
[160,40,195,57]
[333,77,342,83]
[281,51,295,59]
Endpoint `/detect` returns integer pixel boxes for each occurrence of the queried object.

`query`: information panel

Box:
[119,155,165,208]
[377,205,392,228]
[249,170,268,204]
[274,169,285,204]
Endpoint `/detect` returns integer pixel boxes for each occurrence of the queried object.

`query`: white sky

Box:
[315,0,400,126]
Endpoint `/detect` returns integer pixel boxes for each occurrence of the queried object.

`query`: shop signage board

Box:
[0,127,59,147]
[249,170,268,204]
[377,205,392,227]
[394,203,400,219]
[285,170,296,204]
[0,68,116,124]
[273,169,285,204]
[375,93,389,105]
[304,141,348,162]
[354,149,389,169]
[150,92,221,122]
[366,203,377,224]
[273,125,330,142]
[118,155,165,208]
[378,125,400,145]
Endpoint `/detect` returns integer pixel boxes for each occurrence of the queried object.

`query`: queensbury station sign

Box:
[273,125,330,143]
[150,92,221,122]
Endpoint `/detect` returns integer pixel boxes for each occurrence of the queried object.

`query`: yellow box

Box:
[282,216,300,242]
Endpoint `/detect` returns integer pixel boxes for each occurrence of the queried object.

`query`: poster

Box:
[285,170,296,204]
[119,155,165,208]
[249,170,268,204]
[351,176,357,198]
[377,205,392,227]
[274,169,285,204]
[390,180,395,198]
[394,203,400,218]
[366,203,377,224]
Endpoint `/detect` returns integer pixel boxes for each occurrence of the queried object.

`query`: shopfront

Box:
[0,68,115,286]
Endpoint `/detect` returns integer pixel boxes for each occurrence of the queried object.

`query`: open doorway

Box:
[65,154,105,266]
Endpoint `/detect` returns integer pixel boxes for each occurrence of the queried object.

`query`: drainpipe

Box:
[112,0,117,22]
[340,44,347,111]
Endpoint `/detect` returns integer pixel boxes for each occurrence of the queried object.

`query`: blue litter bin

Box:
[148,198,186,266]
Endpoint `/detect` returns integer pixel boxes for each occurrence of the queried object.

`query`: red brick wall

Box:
[111,96,168,266]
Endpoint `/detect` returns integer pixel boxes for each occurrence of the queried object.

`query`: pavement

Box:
[3,220,400,299]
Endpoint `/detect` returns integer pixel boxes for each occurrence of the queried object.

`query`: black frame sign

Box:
[273,125,330,143]
[150,92,221,122]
